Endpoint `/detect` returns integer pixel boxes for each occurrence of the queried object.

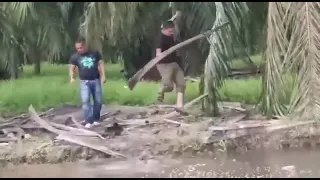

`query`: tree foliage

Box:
[0,2,266,78]
[0,2,86,78]
[260,2,320,120]
[4,2,317,119]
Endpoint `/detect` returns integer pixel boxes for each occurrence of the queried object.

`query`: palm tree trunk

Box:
[34,56,41,75]
[10,51,19,79]
[31,48,41,75]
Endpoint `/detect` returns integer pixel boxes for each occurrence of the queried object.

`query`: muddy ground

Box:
[0,103,320,168]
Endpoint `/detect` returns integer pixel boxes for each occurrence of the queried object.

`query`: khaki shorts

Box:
[156,62,185,93]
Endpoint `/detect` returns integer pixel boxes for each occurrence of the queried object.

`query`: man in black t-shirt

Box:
[155,21,185,109]
[69,37,106,128]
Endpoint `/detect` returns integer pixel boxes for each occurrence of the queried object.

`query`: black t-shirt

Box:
[69,51,102,80]
[155,33,178,64]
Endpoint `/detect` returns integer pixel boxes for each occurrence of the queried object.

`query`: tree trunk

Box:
[34,58,41,75]
[10,51,19,79]
[32,48,42,75]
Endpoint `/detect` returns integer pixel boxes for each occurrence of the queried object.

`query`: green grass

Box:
[0,59,263,116]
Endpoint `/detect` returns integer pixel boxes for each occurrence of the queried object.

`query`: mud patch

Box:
[0,136,111,167]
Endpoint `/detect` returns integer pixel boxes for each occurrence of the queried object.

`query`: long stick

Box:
[127,22,230,90]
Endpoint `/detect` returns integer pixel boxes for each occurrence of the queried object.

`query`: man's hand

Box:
[70,78,76,84]
[156,48,162,57]
[98,60,106,84]
[69,64,76,86]
[101,76,106,84]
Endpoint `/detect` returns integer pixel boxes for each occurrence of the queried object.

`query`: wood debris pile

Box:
[0,94,318,160]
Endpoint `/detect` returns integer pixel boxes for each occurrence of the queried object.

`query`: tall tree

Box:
[2,2,73,76]
[260,2,320,120]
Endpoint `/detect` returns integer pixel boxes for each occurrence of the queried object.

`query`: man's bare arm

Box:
[98,60,106,80]
[156,48,162,57]
[69,64,76,80]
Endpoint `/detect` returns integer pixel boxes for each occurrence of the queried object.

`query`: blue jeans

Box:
[80,79,102,124]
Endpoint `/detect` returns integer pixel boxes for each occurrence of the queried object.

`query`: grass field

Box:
[0,55,264,116]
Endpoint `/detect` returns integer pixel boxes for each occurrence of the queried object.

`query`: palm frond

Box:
[283,3,319,119]
[260,2,320,120]
[259,3,317,119]
[203,2,250,116]
[0,5,26,78]
[259,2,290,116]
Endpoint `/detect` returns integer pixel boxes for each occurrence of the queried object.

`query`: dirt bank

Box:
[1,102,320,167]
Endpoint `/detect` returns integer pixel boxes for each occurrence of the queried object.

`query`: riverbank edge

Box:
[1,122,318,168]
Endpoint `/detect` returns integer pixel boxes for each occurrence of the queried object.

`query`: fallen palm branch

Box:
[134,93,210,127]
[162,93,210,118]
[28,105,127,159]
[0,137,18,143]
[28,107,103,139]
[163,119,190,127]
[123,94,209,131]
[207,120,317,143]
[149,95,248,114]
[50,122,105,139]
[185,93,208,108]
[55,134,127,159]
[127,22,230,90]
[26,106,104,139]
[0,108,53,129]
[70,115,84,129]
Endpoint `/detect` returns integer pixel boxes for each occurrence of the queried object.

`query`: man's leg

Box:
[80,80,93,127]
[91,79,102,125]
[172,63,186,108]
[156,63,174,103]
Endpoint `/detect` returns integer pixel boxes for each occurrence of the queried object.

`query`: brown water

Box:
[1,149,319,178]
